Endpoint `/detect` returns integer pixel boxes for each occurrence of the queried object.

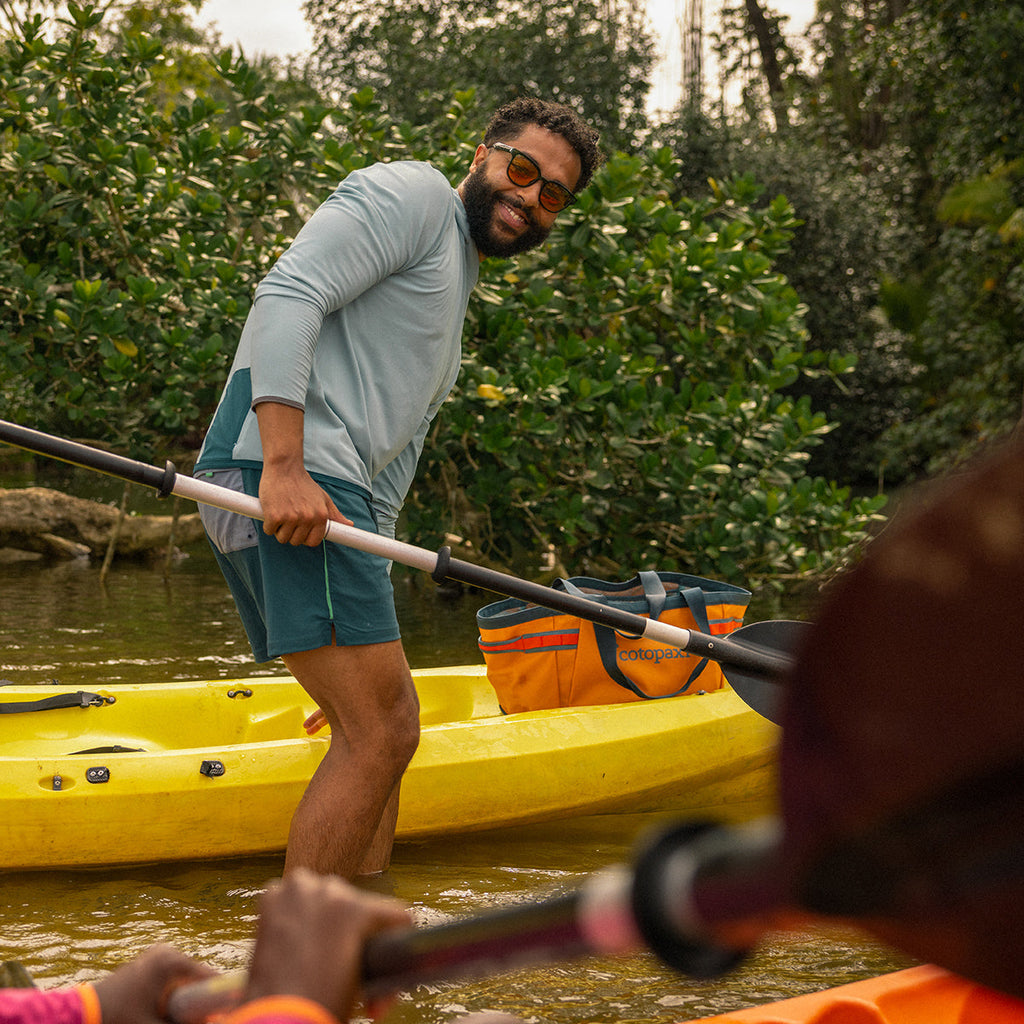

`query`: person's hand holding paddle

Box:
[242,869,523,1024]
[244,868,411,1020]
[91,946,214,1024]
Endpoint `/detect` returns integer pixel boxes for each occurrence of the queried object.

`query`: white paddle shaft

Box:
[172,475,438,573]
[172,474,698,651]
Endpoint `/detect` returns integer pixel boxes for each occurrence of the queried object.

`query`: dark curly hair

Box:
[483,97,603,193]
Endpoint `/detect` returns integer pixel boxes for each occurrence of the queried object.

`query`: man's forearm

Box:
[255,402,306,469]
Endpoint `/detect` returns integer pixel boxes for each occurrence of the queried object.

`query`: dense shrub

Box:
[0,5,883,582]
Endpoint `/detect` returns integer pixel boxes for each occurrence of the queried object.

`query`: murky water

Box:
[0,506,914,1022]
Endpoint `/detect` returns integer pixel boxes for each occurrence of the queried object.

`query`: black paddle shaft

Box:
[0,420,177,496]
[165,820,775,1024]
[360,821,762,998]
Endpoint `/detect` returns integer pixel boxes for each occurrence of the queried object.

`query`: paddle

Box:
[166,818,781,1024]
[10,419,1023,998]
[0,419,797,716]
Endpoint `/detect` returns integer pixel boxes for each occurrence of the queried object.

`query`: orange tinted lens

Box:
[507,153,540,186]
[539,182,573,211]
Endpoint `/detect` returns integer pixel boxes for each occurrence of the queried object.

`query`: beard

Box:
[461,166,552,258]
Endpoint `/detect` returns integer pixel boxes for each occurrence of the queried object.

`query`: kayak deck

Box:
[0,666,778,870]
[682,964,1024,1023]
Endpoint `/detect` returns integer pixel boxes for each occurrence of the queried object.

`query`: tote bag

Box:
[477,570,751,713]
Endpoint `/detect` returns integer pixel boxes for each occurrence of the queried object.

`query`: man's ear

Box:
[469,143,489,170]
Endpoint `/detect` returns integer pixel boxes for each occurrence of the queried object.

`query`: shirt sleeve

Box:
[246,162,456,410]
[220,995,340,1024]
[0,985,99,1024]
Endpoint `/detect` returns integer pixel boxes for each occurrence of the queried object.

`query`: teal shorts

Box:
[198,468,400,662]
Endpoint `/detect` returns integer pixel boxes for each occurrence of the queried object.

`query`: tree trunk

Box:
[744,0,790,131]
[99,481,131,582]
[163,495,182,578]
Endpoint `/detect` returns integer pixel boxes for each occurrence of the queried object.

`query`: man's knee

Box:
[354,664,420,771]
[383,686,421,770]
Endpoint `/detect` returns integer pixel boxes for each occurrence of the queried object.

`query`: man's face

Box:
[459,124,582,259]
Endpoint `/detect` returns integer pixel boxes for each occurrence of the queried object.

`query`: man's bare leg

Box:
[281,639,419,878]
[358,784,403,875]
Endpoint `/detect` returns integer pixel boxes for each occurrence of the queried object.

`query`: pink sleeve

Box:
[221,995,339,1024]
[0,986,99,1024]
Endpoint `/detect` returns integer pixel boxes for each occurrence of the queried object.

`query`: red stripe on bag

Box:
[479,630,580,654]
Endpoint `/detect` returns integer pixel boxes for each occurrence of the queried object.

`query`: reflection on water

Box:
[0,549,490,685]
[0,824,914,1024]
[0,541,914,1022]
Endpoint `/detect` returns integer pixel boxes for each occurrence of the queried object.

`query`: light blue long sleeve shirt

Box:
[196,160,480,535]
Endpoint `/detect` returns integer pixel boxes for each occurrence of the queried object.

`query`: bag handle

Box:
[559,571,668,632]
[594,584,714,700]
[639,570,668,620]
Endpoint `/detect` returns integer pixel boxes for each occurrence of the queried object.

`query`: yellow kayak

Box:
[681,964,1024,1023]
[0,666,777,870]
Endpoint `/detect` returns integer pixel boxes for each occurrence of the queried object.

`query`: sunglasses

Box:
[490,143,576,213]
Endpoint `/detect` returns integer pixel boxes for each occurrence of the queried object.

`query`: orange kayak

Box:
[683,965,1024,1023]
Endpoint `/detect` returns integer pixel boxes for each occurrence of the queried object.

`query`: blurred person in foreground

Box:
[0,869,520,1024]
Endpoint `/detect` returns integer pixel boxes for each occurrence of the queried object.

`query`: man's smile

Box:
[496,196,531,232]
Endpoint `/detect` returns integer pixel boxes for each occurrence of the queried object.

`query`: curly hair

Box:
[483,97,603,193]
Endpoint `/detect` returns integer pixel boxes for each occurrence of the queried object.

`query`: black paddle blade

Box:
[721,620,810,725]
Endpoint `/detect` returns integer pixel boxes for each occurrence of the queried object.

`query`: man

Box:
[194,98,601,879]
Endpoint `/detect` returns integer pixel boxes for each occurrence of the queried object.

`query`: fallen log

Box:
[0,486,206,560]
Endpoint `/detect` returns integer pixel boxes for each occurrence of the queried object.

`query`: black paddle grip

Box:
[431,544,452,584]
[630,822,750,980]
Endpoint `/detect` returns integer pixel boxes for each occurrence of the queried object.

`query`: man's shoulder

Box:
[341,160,463,248]
[348,159,453,200]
